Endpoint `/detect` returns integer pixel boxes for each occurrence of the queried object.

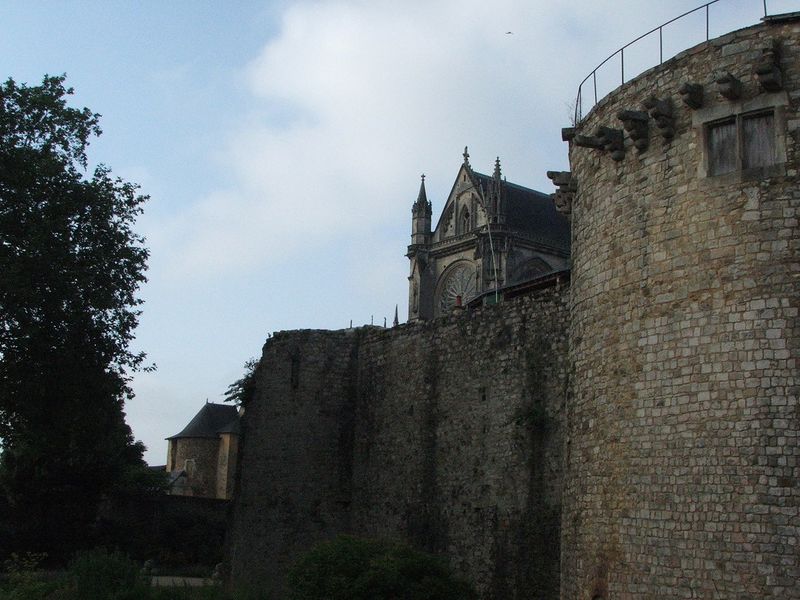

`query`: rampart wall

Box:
[563,19,799,599]
[227,286,569,599]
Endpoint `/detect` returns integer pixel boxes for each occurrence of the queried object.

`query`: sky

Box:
[1,0,794,464]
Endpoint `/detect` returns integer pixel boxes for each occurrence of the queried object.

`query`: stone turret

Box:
[487,156,506,225]
[410,174,431,246]
[561,17,799,599]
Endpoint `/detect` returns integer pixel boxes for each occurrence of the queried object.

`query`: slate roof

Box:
[473,171,570,253]
[167,402,240,440]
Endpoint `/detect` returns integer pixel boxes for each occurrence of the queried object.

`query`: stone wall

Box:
[216,433,238,500]
[563,19,799,599]
[170,437,220,498]
[227,286,569,599]
[227,329,360,593]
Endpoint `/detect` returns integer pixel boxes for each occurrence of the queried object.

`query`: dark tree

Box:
[224,358,259,406]
[0,75,150,558]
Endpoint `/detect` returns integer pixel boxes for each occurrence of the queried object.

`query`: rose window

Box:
[438,264,477,314]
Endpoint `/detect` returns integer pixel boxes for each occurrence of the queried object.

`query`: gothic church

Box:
[407,148,569,320]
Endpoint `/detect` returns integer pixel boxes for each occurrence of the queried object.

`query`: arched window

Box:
[436,262,477,316]
[460,207,471,234]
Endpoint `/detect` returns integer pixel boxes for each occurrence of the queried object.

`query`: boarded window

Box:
[742,112,775,169]
[708,119,736,175]
[706,109,778,176]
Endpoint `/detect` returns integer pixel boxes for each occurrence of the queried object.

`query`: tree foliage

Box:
[0,75,151,558]
[223,358,258,406]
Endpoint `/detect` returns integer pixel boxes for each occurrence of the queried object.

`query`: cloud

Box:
[129,0,772,464]
[153,0,764,281]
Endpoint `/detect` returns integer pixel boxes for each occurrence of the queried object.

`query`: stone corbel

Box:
[573,134,603,149]
[643,96,675,140]
[678,82,704,109]
[755,40,782,92]
[714,71,742,100]
[595,126,625,161]
[617,110,649,152]
[547,171,577,217]
[561,127,576,142]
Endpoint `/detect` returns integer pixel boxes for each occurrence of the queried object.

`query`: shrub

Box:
[1,552,62,600]
[287,536,477,600]
[58,548,150,600]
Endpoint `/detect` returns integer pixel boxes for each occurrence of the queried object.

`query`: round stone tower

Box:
[562,16,799,599]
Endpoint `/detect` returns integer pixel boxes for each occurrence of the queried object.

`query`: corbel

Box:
[596,126,625,161]
[678,82,704,109]
[714,71,742,100]
[755,40,782,92]
[547,170,577,217]
[617,110,649,152]
[573,134,604,149]
[561,127,576,142]
[643,96,675,140]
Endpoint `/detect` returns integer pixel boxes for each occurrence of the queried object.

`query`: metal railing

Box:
[574,0,777,124]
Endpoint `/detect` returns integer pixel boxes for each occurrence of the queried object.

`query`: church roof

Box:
[167,402,240,440]
[473,171,571,252]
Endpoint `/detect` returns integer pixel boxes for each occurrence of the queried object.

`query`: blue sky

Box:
[0,0,788,463]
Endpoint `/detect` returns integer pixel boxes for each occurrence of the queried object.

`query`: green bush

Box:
[0,552,60,600]
[287,536,477,600]
[57,548,150,600]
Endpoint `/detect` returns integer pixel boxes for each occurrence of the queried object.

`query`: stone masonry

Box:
[227,287,569,599]
[227,15,799,600]
[563,18,799,599]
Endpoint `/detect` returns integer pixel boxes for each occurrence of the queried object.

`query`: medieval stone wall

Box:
[563,19,799,599]
[227,329,360,592]
[216,433,238,500]
[227,287,569,599]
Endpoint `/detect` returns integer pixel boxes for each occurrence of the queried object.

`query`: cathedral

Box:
[407,148,570,320]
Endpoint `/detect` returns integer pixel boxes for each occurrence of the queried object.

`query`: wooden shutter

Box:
[742,112,775,169]
[708,120,736,175]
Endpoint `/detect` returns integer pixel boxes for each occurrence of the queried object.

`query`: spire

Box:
[412,173,432,217]
[417,174,427,204]
[489,156,505,224]
[393,304,399,327]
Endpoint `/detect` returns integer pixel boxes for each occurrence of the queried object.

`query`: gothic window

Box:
[440,203,455,238]
[707,110,776,176]
[437,263,477,315]
[461,208,471,234]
